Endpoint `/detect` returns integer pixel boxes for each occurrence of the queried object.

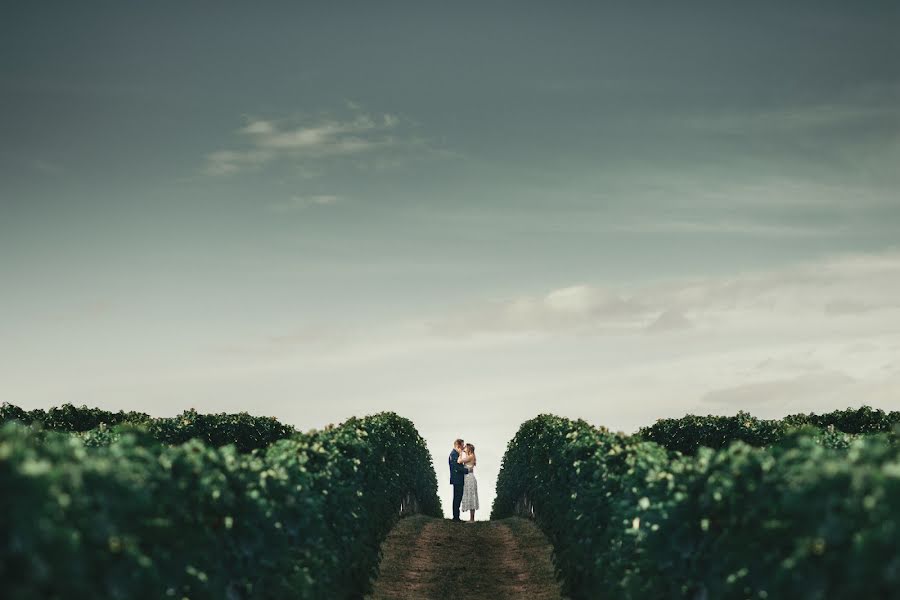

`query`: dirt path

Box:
[368,515,565,600]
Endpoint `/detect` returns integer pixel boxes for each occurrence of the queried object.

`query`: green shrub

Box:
[492,414,900,599]
[0,412,440,600]
[781,405,900,434]
[1,402,151,432]
[1,403,294,453]
[638,410,782,454]
[148,409,296,453]
[639,406,900,454]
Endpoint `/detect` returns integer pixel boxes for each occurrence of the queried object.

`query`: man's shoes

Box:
[452,518,462,522]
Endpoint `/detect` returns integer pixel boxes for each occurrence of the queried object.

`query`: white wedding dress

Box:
[459,451,479,511]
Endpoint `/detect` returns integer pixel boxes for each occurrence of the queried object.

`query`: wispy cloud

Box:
[430,284,650,337]
[429,249,900,337]
[698,368,900,418]
[219,249,900,360]
[682,96,900,137]
[204,106,420,176]
[700,371,857,409]
[644,309,692,333]
[607,219,841,237]
[268,194,341,212]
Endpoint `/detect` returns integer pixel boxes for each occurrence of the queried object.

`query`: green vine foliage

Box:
[492,413,900,599]
[638,406,900,455]
[1,403,296,453]
[1,410,440,600]
[1,402,152,432]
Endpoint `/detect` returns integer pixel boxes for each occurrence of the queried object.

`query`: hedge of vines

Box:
[638,406,900,455]
[492,413,900,599]
[1,410,441,600]
[1,403,295,453]
[1,402,152,431]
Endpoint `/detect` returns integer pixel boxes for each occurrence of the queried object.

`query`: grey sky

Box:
[2,2,899,516]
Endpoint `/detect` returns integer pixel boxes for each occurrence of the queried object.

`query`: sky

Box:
[2,1,899,518]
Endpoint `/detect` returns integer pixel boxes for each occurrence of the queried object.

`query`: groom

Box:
[449,438,472,522]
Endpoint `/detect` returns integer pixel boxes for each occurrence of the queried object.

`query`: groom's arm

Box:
[450,451,470,475]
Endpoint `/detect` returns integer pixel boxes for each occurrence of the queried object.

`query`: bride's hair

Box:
[465,443,475,459]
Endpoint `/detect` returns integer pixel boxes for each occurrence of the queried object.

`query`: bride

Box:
[457,443,479,521]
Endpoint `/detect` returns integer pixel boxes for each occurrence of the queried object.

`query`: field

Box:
[1,403,440,599]
[2,403,899,599]
[493,407,900,599]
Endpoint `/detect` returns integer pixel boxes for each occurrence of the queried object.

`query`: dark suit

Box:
[449,448,470,521]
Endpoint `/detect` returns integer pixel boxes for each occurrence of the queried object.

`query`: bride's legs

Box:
[469,510,475,522]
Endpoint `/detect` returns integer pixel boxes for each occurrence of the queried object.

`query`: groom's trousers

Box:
[452,482,464,520]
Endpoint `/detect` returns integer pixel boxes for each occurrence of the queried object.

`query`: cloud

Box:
[430,284,649,336]
[682,93,900,138]
[204,149,273,175]
[608,219,840,237]
[645,250,900,317]
[700,371,857,410]
[215,324,359,360]
[205,106,420,176]
[430,249,900,337]
[268,194,341,212]
[645,309,692,333]
[824,299,872,316]
[616,173,894,215]
[698,369,900,418]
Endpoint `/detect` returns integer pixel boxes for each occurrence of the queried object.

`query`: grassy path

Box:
[368,515,565,600]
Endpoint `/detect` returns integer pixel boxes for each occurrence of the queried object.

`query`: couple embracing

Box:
[449,438,479,522]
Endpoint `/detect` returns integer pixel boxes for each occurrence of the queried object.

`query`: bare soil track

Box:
[368,515,565,600]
